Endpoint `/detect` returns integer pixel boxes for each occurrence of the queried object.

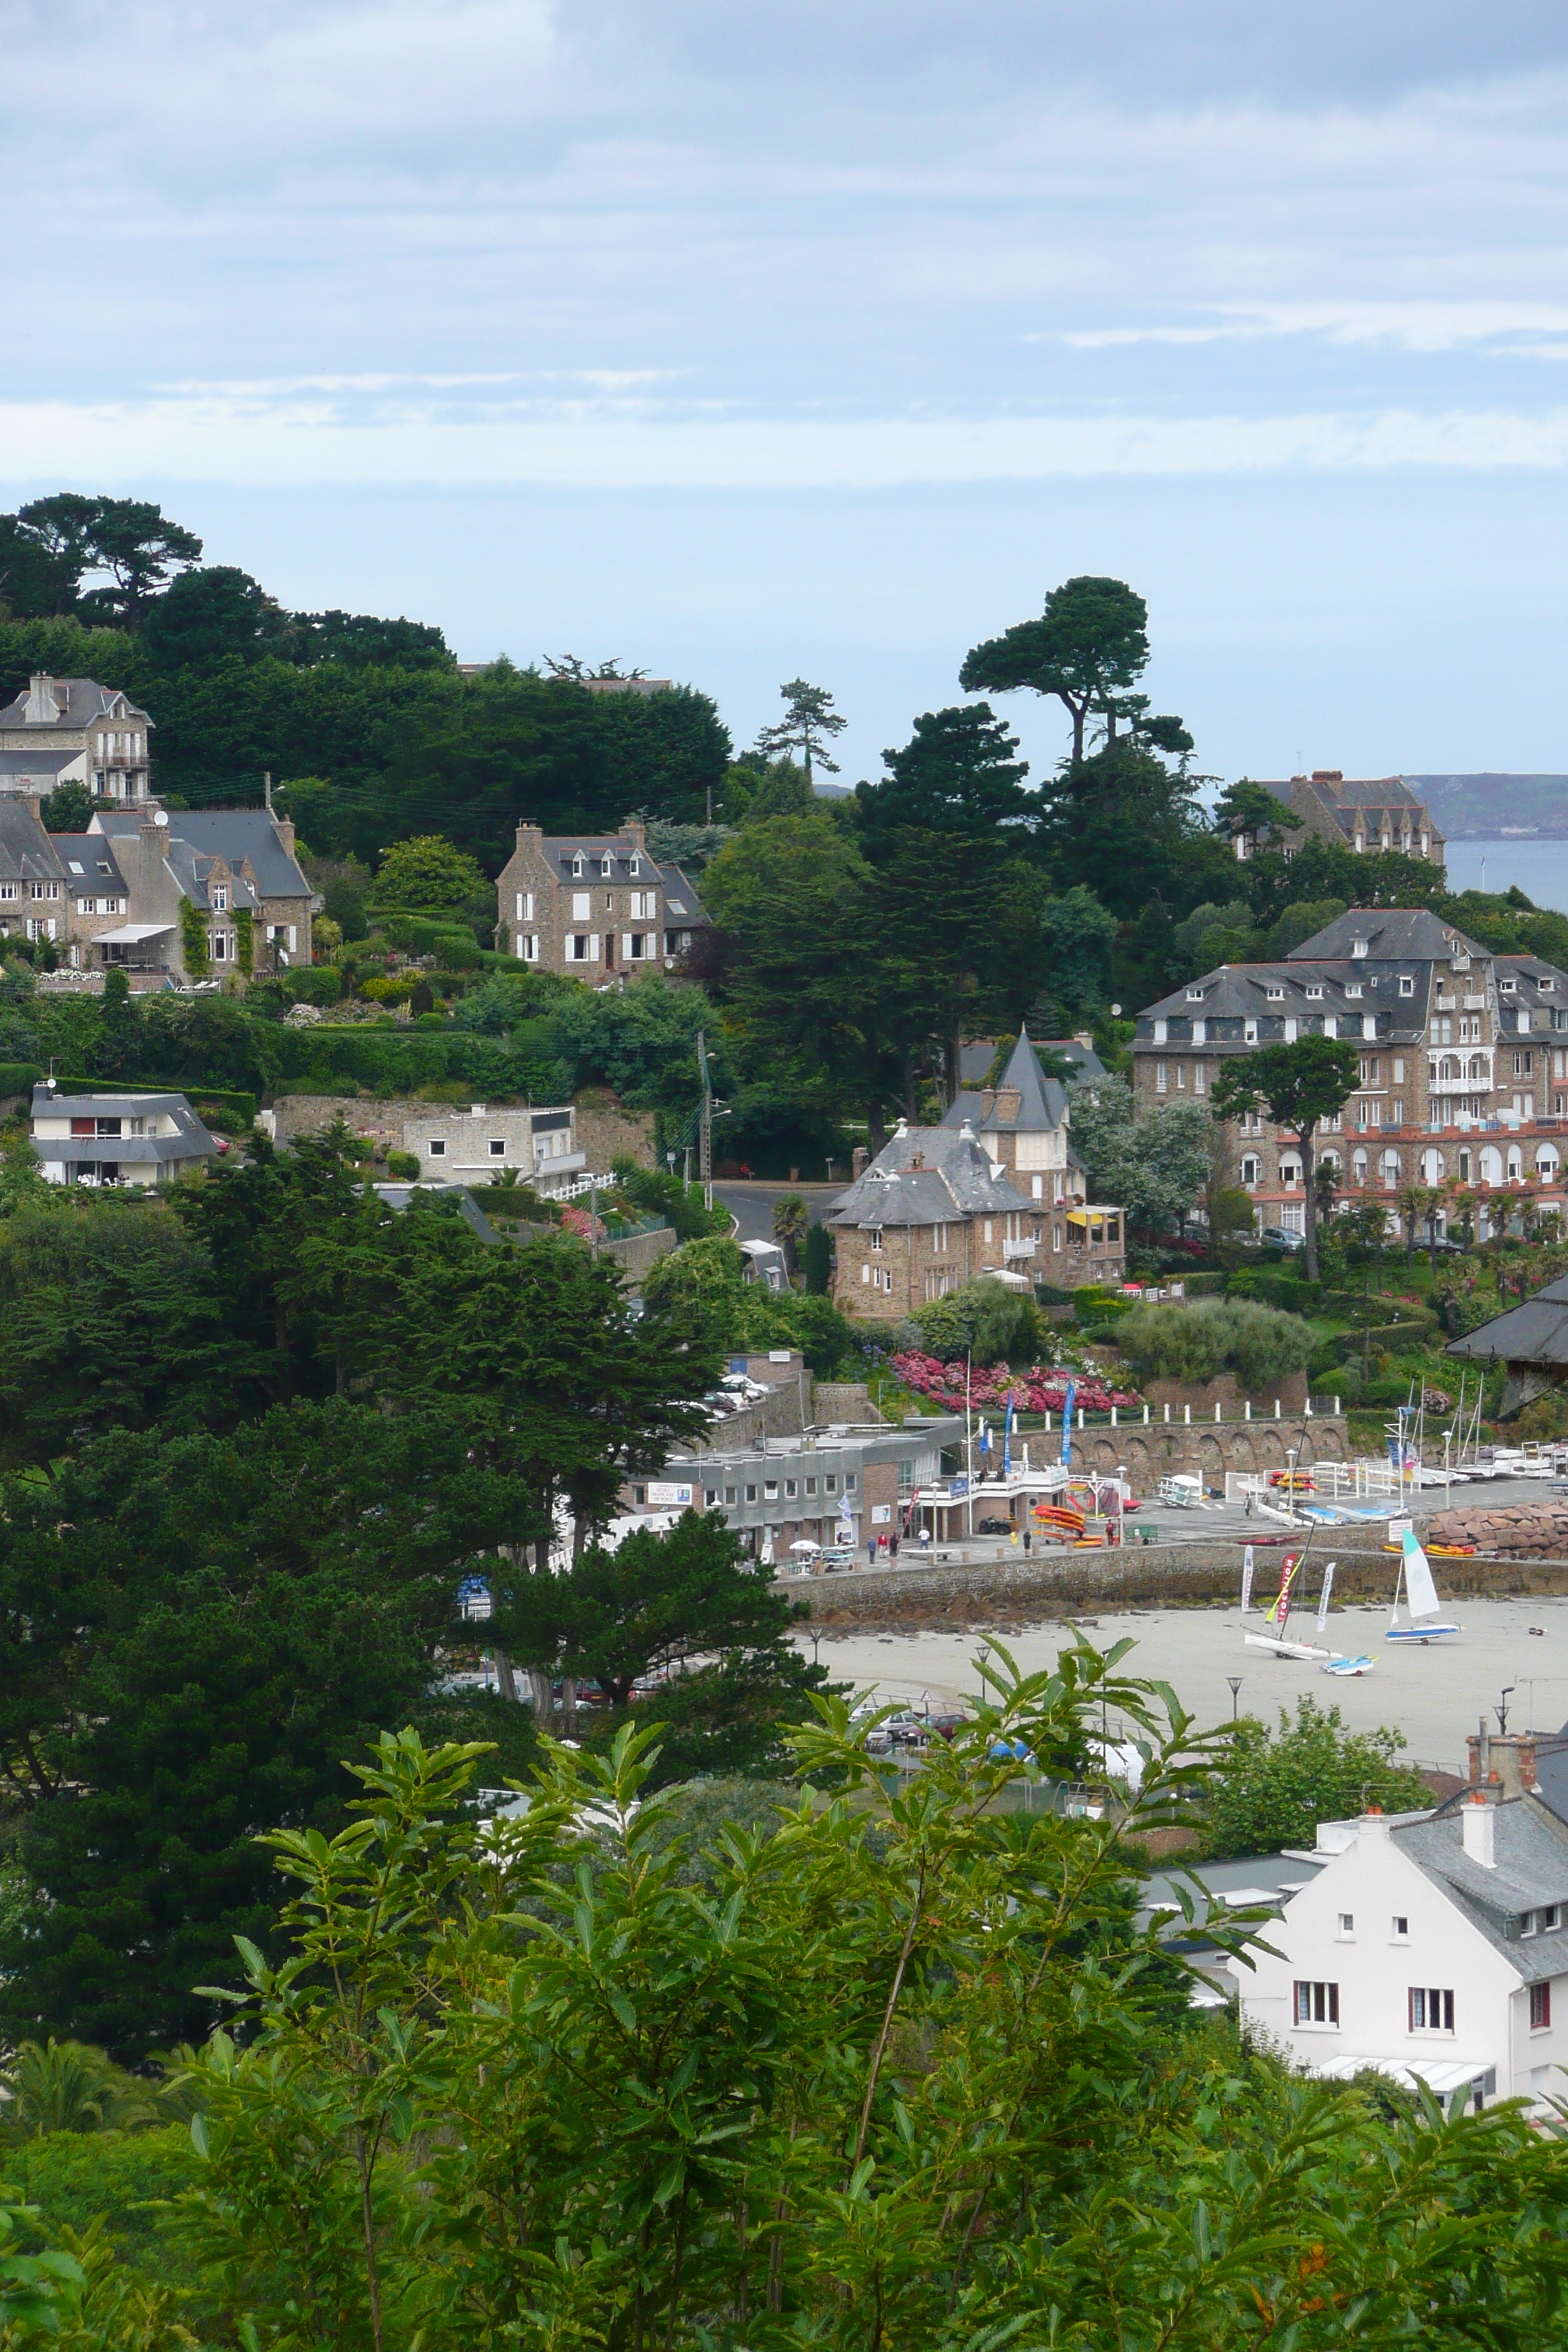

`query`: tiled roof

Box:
[52,836,126,892]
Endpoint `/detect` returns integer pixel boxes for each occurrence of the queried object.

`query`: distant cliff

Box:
[1409,774,1568,838]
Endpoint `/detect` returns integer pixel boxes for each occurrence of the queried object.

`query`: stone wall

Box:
[683,1382,808,1455]
[814,1382,884,1423]
[598,1225,676,1286]
[1016,1413,1350,1487]
[1142,1370,1310,1417]
[1424,1501,1568,1559]
[573,1090,656,1170]
[787,1537,1568,1627]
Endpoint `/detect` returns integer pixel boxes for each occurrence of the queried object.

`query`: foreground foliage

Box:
[6,1643,1563,2349]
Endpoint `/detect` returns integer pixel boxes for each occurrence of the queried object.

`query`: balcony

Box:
[1002,1234,1038,1259]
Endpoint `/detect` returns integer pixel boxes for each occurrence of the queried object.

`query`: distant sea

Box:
[1444,838,1568,914]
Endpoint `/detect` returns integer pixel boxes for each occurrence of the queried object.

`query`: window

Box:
[601,855,613,877]
[516,891,534,921]
[572,853,584,878]
[0,884,13,902]
[1186,985,1204,1001]
[1544,1904,1562,1931]
[745,1483,757,1502]
[519,933,539,962]
[897,1458,913,1496]
[572,892,590,920]
[489,1138,506,1158]
[763,1480,778,1501]
[785,1479,797,1499]
[1156,1060,1167,1093]
[1346,983,1362,999]
[1241,1154,1260,1186]
[1499,977,1517,994]
[1530,1982,1552,2031]
[1409,1987,1455,2032]
[630,890,657,919]
[568,935,591,961]
[605,892,614,911]
[1337,1913,1355,1938]
[1305,984,1324,1000]
[212,885,227,911]
[1194,1061,1206,1095]
[628,853,641,876]
[211,932,227,960]
[725,1487,736,1505]
[427,1139,446,1157]
[1398,974,1414,996]
[825,1474,838,1493]
[869,1226,883,1253]
[1392,1915,1409,1940]
[844,1474,856,1491]
[805,1476,817,1496]
[1294,1980,1339,2026]
[1266,984,1284,1002]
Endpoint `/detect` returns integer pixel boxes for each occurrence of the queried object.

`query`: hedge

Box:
[1183,1271,1227,1298]
[1074,1286,1134,1324]
[252,1026,568,1104]
[0,1060,42,1099]
[1322,1287,1426,1324]
[53,1076,259,1125]
[1314,1317,1436,1365]
[1226,1270,1323,1312]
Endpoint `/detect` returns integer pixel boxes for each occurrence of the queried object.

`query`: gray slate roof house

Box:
[85,807,317,976]
[832,1120,1033,1235]
[1446,1267,1568,1414]
[29,1080,216,1188]
[0,674,153,803]
[1403,1795,1568,1989]
[0,797,67,942]
[1248,769,1445,866]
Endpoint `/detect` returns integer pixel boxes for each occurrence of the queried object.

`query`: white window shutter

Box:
[589,933,600,960]
[622,932,633,960]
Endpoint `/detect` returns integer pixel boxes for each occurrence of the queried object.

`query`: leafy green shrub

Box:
[1032,1281,1073,1305]
[284,965,344,1008]
[1113,1298,1313,1390]
[1074,1286,1133,1326]
[1182,1271,1226,1297]
[358,973,413,1005]
[0,1060,42,1099]
[0,2122,200,2275]
[1313,1318,1435,1365]
[372,913,484,966]
[385,1149,421,1180]
[1226,1270,1322,1312]
[912,1278,1039,1365]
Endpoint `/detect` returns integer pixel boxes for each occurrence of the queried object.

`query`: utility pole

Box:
[698,1030,713,1213]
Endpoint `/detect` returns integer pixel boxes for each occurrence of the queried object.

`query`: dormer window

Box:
[1345,983,1362,1000]
[629,854,641,877]
[1305,984,1324,1000]
[1499,979,1517,995]
[1352,938,1369,959]
[1186,987,1204,1002]
[212,884,227,911]
[601,854,613,877]
[572,853,585,878]
[1542,979,1556,994]
[1266,985,1284,1003]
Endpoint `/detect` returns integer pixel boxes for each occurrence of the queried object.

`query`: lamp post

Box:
[810,1629,821,1671]
[1227,1676,1243,1719]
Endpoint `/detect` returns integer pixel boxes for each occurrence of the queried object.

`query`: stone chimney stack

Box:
[1462,1787,1498,1869]
[624,813,647,849]
[23,675,60,725]
[1466,1730,1537,1796]
[514,821,543,852]
[274,813,296,856]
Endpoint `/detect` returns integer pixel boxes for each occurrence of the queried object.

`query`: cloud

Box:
[1055,302,1568,353]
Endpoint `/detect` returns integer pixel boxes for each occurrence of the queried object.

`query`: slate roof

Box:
[1284,908,1478,963]
[89,809,312,903]
[538,835,710,927]
[0,679,150,730]
[31,1083,215,1161]
[828,1121,1031,1230]
[941,1030,1071,1137]
[0,748,82,780]
[0,799,66,883]
[1261,773,1437,834]
[1394,1796,1568,1983]
[52,837,127,892]
[1446,1270,1568,1366]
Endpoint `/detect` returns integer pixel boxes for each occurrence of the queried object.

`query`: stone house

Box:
[0,797,67,944]
[53,834,131,959]
[399,1102,584,1190]
[494,813,708,979]
[29,1079,216,1186]
[88,805,316,974]
[828,1117,1125,1321]
[941,1028,1088,1209]
[1236,770,1445,867]
[0,674,153,804]
[1135,907,1568,1236]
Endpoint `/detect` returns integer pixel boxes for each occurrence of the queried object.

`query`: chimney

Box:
[274,814,295,856]
[981,1089,996,1117]
[23,674,63,725]
[515,821,543,851]
[624,814,647,849]
[1462,1789,1496,1869]
[1466,1730,1537,1796]
[1074,1031,1096,1050]
[851,1145,869,1180]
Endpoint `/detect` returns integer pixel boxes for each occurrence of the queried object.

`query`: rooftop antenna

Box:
[1496,1684,1515,1735]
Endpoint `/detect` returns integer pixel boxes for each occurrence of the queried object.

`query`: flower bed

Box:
[891,1352,1140,1414]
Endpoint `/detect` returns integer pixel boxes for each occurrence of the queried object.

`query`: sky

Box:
[6,1,1568,791]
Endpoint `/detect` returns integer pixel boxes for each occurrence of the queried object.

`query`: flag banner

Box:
[1004,1396,1014,1477]
[1267,1552,1300,1629]
[1241,1545,1255,1614]
[1060,1379,1077,1466]
[979,1418,991,1455]
[1316,1560,1335,1629]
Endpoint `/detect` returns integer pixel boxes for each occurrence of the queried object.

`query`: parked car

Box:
[1257,1224,1305,1251]
[927,1712,973,1741]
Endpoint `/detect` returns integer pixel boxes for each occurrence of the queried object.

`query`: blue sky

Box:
[6,1,1568,791]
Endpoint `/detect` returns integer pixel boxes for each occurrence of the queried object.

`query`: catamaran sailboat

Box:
[1387,1523,1460,1643]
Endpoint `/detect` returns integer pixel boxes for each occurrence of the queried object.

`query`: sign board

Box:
[949,1476,970,1499]
[647,1482,694,1507]
[769,1349,794,1363]
[871,1504,892,1525]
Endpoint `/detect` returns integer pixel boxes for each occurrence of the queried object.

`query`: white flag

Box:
[1240,1545,1255,1615]
[1316,1560,1336,1631]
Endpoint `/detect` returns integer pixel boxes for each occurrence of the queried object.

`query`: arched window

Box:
[1379,1149,1401,1184]
[1352,1147,1368,1183]
[1278,1157,1303,1188]
[1480,1145,1504,1185]
[1241,1155,1260,1187]
[1458,1148,1472,1183]
[1507,1145,1524,1182]
[1422,1147,1445,1183]
[1319,1147,1342,1175]
[1536,1145,1561,1179]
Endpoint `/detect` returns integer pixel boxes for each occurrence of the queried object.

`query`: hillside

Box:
[1411,772,1568,837]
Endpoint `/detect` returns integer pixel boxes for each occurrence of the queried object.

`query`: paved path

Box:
[715,1180,841,1247]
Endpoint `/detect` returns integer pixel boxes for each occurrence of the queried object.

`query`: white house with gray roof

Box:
[494,813,709,979]
[1137,906,1568,1238]
[29,1079,216,1187]
[0,674,152,804]
[1240,1786,1568,2117]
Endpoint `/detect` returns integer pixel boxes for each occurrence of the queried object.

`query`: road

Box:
[715,1180,842,1247]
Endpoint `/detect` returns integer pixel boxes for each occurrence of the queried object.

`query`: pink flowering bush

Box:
[559,1205,597,1241]
[891,1352,1139,1414]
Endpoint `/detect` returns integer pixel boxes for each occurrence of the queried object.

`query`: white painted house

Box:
[1240,1788,1568,2115]
[399,1102,584,1192]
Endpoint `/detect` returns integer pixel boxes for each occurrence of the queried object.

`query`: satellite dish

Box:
[153,809,169,827]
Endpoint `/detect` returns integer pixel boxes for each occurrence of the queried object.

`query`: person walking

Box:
[1023,1526,1032,1555]
[867,1534,877,1568]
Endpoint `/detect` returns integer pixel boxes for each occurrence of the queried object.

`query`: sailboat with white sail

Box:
[1386,1521,1460,1643]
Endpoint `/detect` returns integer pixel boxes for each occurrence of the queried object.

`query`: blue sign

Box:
[949,1475,970,1499]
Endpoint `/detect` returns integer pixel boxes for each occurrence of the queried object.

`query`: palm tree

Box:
[1395,1181,1425,1275]
[771,1194,809,1276]
[0,2040,153,2141]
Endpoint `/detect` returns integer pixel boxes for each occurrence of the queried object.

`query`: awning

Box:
[1067,1205,1120,1228]
[94,921,175,943]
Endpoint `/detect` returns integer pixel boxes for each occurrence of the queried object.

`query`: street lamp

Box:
[1227,1676,1243,1719]
[810,1629,821,1670]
